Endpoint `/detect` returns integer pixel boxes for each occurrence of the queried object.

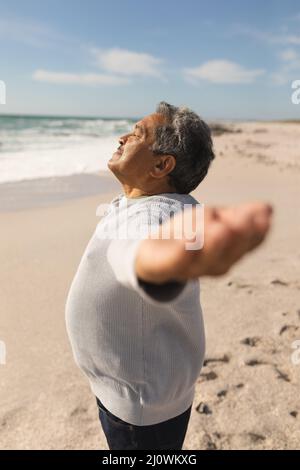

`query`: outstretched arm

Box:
[134,202,273,284]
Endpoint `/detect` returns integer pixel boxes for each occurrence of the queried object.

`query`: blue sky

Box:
[0,0,300,119]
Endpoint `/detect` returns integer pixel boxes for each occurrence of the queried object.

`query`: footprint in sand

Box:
[227,281,254,294]
[235,383,244,389]
[279,324,299,336]
[70,405,88,417]
[203,354,230,366]
[274,366,290,383]
[196,402,212,415]
[199,370,218,381]
[241,337,261,347]
[202,433,217,449]
[271,278,289,287]
[270,279,300,290]
[248,432,266,443]
[227,281,254,289]
[217,389,228,398]
[245,358,268,367]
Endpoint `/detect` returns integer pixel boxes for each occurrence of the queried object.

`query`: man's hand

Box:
[135,202,273,284]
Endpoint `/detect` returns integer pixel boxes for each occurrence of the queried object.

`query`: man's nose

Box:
[119,133,130,146]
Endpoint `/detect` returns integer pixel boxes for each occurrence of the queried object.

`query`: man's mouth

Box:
[111,145,124,161]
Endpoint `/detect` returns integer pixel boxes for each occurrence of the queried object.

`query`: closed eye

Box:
[133,124,145,138]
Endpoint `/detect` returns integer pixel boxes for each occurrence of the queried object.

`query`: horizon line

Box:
[1,112,298,123]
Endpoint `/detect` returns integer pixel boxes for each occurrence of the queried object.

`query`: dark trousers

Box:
[96,396,192,450]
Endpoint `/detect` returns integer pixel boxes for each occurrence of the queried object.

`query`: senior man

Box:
[65,102,272,450]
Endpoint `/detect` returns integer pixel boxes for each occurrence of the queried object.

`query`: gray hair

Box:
[152,101,215,194]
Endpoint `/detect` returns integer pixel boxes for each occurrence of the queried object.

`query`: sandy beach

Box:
[0,121,299,449]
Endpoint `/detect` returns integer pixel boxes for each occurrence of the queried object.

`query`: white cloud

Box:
[232,25,300,86]
[31,46,165,88]
[3,17,165,87]
[271,71,290,85]
[281,35,300,45]
[279,48,299,61]
[32,69,130,85]
[288,12,300,22]
[271,48,300,85]
[91,47,164,78]
[233,25,300,46]
[0,16,74,49]
[183,60,265,84]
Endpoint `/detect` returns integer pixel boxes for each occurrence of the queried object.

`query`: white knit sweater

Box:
[65,192,205,426]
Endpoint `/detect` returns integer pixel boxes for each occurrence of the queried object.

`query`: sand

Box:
[0,122,299,449]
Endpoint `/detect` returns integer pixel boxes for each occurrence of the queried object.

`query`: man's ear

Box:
[150,155,176,179]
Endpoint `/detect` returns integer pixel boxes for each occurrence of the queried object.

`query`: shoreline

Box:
[0,172,121,212]
[1,119,300,213]
[1,121,300,194]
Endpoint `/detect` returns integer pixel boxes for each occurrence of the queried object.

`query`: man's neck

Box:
[122,184,175,199]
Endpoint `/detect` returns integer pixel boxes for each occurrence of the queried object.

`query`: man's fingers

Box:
[224,205,272,269]
[217,202,272,228]
[198,202,273,276]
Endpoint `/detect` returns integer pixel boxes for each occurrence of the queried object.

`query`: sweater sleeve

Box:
[106,237,192,307]
[106,200,192,306]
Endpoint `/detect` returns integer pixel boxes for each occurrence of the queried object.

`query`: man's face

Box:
[107,113,167,185]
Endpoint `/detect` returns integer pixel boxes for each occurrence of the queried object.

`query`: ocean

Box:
[0,115,136,183]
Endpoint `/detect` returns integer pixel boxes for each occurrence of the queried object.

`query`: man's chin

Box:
[107,157,122,174]
[107,159,115,170]
[107,161,126,185]
[110,150,123,161]
[108,150,125,168]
